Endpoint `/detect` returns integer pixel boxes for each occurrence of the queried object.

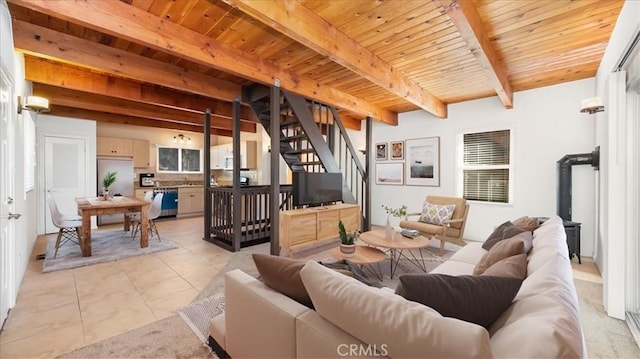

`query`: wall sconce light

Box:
[580,97,604,114]
[17,95,50,114]
[172,134,192,145]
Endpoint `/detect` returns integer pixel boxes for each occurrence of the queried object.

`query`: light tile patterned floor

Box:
[0,217,602,358]
[0,216,231,358]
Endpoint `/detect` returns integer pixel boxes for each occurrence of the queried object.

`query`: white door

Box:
[0,69,16,327]
[44,136,86,233]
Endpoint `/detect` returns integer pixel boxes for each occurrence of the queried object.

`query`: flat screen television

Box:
[292,172,343,207]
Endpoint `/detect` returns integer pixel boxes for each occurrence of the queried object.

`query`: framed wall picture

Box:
[390,140,404,160]
[375,162,404,185]
[405,137,440,186]
[375,142,388,160]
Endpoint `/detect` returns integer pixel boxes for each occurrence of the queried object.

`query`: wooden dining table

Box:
[75,196,150,257]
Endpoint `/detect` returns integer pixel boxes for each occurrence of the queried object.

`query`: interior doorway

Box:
[43,135,86,234]
[0,66,16,328]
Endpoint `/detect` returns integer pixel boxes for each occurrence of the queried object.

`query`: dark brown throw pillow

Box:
[474,237,525,275]
[512,216,540,232]
[482,221,527,250]
[252,253,314,308]
[395,274,522,328]
[482,254,527,279]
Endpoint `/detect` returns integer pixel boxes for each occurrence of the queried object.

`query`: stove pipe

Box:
[557,146,599,221]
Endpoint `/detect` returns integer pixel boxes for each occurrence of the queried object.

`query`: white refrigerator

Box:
[97,158,135,225]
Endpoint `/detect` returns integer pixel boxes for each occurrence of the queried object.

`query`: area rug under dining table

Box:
[41,229,179,273]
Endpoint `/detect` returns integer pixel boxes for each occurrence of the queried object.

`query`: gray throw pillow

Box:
[395,274,522,328]
[482,221,527,250]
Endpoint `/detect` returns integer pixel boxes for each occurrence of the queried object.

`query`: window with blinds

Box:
[462,130,511,203]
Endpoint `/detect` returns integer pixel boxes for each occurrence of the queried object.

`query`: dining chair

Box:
[46,193,82,221]
[127,190,154,223]
[46,195,82,259]
[131,192,163,242]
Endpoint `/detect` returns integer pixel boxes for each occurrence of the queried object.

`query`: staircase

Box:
[242,84,369,228]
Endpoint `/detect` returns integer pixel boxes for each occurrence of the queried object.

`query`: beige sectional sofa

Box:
[209,215,585,358]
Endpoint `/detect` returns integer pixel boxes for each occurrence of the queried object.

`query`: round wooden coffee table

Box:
[358,229,431,278]
[330,245,385,280]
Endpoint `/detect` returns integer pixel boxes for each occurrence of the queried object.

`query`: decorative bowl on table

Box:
[112,194,123,201]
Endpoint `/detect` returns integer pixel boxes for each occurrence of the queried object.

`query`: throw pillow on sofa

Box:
[474,237,525,275]
[482,253,527,279]
[419,202,455,225]
[252,254,375,309]
[482,221,527,250]
[299,261,493,358]
[512,216,540,232]
[395,273,523,328]
[252,253,316,308]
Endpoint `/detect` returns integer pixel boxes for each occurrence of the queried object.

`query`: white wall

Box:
[372,78,597,254]
[13,55,38,286]
[593,0,640,319]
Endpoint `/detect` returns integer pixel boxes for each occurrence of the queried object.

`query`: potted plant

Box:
[382,204,407,240]
[338,220,357,258]
[102,171,117,199]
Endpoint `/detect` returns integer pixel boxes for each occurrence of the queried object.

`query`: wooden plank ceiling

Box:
[7,0,624,136]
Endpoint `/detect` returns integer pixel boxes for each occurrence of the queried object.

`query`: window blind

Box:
[462,130,510,203]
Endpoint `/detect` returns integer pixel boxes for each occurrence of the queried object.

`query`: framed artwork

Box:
[405,137,440,186]
[375,162,404,185]
[376,142,388,160]
[390,140,404,160]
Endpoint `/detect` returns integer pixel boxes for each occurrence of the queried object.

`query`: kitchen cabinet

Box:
[97,137,133,157]
[132,139,150,168]
[178,187,204,215]
[135,188,154,200]
[210,140,258,170]
[210,145,228,170]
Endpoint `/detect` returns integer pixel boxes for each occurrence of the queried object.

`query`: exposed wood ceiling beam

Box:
[223,0,447,119]
[438,0,513,108]
[10,0,398,125]
[24,56,363,132]
[12,20,242,103]
[33,84,257,133]
[48,105,232,137]
[23,56,257,122]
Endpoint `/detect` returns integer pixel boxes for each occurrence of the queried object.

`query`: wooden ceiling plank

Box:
[438,0,513,109]
[33,83,256,133]
[9,0,397,124]
[23,56,258,122]
[359,5,446,48]
[50,105,233,137]
[221,0,445,118]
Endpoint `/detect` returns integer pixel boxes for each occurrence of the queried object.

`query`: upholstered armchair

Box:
[399,195,469,255]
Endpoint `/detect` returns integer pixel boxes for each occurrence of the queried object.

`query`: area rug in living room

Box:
[41,230,179,273]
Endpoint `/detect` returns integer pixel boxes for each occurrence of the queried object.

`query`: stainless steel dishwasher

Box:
[153,187,178,217]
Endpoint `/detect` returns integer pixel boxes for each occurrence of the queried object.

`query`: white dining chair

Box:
[47,193,82,222]
[131,192,163,242]
[46,195,82,259]
[127,190,154,223]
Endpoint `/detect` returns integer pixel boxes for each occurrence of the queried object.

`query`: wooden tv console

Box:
[279,203,360,256]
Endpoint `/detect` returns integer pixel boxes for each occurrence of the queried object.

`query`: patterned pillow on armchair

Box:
[419,202,456,225]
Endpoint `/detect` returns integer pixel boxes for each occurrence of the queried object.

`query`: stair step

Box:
[280,119,299,127]
[281,134,307,142]
[284,149,316,155]
[299,161,323,166]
